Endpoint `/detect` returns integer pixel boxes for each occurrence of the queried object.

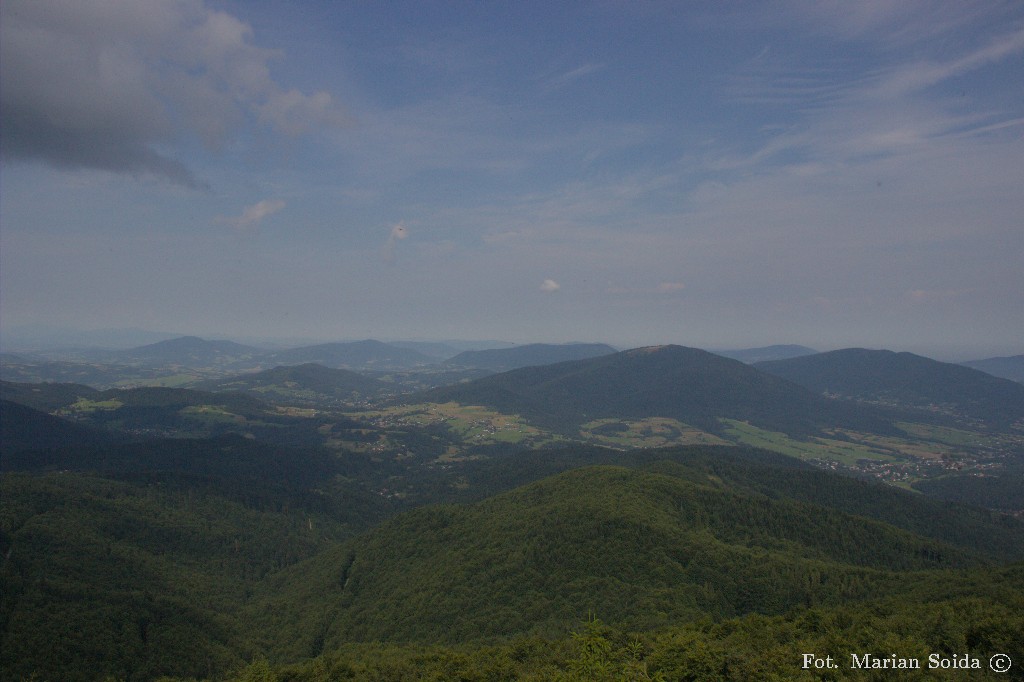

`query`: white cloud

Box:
[874,26,1024,96]
[222,199,285,232]
[0,0,347,186]
[540,278,561,293]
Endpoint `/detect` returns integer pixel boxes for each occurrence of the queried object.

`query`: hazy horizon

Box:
[2,1,1021,361]
[2,322,1019,363]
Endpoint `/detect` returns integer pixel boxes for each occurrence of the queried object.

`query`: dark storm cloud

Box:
[0,0,345,187]
[1,104,202,188]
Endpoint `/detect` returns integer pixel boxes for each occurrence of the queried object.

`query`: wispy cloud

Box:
[873,26,1024,96]
[541,63,605,91]
[221,199,285,232]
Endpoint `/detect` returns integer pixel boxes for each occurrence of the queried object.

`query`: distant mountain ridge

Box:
[714,344,818,364]
[960,354,1024,383]
[756,348,1024,428]
[421,345,894,436]
[114,335,263,365]
[444,342,618,371]
[267,339,432,370]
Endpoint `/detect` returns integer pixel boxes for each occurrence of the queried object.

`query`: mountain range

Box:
[3,332,1024,681]
[422,345,896,436]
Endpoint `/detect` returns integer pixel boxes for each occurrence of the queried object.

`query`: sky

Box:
[1,0,1022,359]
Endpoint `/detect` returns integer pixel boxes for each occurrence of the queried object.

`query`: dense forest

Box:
[3,438,1024,680]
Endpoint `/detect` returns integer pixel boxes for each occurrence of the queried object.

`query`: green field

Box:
[720,419,900,466]
[351,402,567,455]
[580,417,729,449]
[61,397,124,414]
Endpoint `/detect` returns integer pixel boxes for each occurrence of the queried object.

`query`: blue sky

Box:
[2,0,1022,358]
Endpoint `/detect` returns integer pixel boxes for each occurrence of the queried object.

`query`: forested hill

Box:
[443,342,618,371]
[4,436,1024,680]
[259,460,1021,654]
[0,379,100,412]
[199,363,389,404]
[419,345,895,436]
[112,335,263,365]
[756,348,1024,428]
[1,381,267,415]
[0,400,118,452]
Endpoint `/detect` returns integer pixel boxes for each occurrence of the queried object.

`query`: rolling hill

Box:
[112,335,264,366]
[6,344,1024,681]
[0,461,390,682]
[0,400,119,453]
[5,425,1024,680]
[756,348,1024,428]
[1,379,100,412]
[0,358,154,388]
[0,384,351,446]
[259,459,1020,653]
[200,363,390,405]
[420,345,895,436]
[443,342,618,371]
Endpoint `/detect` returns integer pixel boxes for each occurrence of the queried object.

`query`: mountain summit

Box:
[422,345,892,436]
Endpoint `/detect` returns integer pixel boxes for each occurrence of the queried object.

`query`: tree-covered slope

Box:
[8,384,348,445]
[417,444,1024,562]
[0,423,399,682]
[420,345,894,436]
[259,463,1000,655]
[112,335,264,366]
[1,379,100,412]
[757,348,1024,428]
[0,470,380,682]
[0,400,118,452]
[4,437,1024,680]
[230,578,1024,682]
[200,363,389,405]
